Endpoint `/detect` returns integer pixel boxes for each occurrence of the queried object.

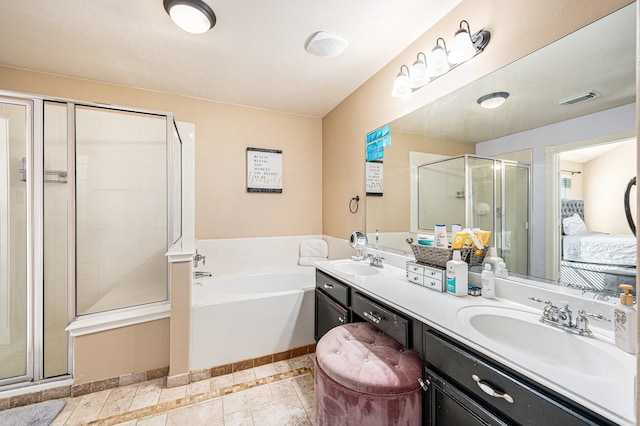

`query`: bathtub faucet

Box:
[193,250,206,268]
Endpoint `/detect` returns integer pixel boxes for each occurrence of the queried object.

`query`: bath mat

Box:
[0,400,66,426]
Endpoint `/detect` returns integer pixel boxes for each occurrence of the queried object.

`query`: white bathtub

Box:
[190,266,316,369]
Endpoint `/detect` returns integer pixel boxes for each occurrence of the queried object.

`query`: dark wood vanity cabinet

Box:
[423,328,617,426]
[314,269,616,425]
[314,270,351,341]
[314,270,422,356]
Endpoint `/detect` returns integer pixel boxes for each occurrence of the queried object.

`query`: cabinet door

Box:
[426,369,509,426]
[315,289,349,341]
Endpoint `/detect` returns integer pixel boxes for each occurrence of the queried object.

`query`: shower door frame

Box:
[0,89,180,390]
[0,95,36,387]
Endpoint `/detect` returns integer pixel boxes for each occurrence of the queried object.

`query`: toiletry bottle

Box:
[482,247,503,271]
[434,224,448,248]
[494,261,508,278]
[480,264,495,299]
[614,284,637,354]
[450,224,462,244]
[446,251,468,297]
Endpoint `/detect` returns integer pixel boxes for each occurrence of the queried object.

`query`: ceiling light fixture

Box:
[477,92,510,109]
[392,20,490,97]
[304,31,348,57]
[164,0,216,34]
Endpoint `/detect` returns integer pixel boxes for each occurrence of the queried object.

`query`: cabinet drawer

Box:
[353,292,410,347]
[315,289,350,341]
[424,278,443,292]
[316,270,350,306]
[406,271,424,285]
[406,263,425,274]
[424,267,443,279]
[424,330,610,426]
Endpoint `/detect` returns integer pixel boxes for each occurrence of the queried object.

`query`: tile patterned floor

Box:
[50,354,316,426]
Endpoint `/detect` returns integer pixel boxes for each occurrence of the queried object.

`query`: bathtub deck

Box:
[50,354,316,425]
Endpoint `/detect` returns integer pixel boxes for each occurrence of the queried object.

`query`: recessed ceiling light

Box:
[477,92,510,109]
[304,31,348,57]
[164,0,216,34]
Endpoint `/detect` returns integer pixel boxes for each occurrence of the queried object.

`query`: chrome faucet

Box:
[529,298,610,337]
[193,250,206,268]
[365,254,384,268]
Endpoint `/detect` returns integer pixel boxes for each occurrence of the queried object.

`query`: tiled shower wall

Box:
[75,107,167,314]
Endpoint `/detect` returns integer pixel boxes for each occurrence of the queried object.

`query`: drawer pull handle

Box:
[417,377,430,391]
[472,375,514,404]
[363,311,382,324]
[323,283,334,289]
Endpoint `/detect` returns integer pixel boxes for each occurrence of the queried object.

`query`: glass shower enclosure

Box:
[417,155,531,275]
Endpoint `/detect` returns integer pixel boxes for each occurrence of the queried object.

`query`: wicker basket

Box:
[410,244,486,269]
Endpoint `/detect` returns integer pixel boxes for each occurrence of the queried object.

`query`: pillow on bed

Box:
[563,213,587,235]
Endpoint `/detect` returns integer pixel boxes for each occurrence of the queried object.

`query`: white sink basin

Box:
[457,306,621,376]
[333,262,380,276]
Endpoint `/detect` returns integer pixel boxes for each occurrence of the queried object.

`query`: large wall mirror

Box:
[366,3,636,294]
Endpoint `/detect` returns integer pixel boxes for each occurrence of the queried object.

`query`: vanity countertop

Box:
[314,258,636,426]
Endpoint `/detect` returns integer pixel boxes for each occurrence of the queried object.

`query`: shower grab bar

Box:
[44,170,68,183]
[19,167,68,183]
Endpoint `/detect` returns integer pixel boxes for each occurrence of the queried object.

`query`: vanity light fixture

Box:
[410,52,429,88]
[392,20,490,98]
[477,92,510,109]
[427,38,450,78]
[391,65,412,98]
[163,0,216,34]
[448,20,478,64]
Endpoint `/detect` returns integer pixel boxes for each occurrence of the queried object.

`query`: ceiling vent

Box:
[556,90,601,106]
[304,31,348,57]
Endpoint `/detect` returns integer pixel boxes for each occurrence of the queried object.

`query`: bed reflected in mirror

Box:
[551,137,636,296]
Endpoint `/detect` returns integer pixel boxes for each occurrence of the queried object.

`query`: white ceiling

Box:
[0,0,462,118]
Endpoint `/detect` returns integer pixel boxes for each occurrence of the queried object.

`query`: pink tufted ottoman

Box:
[315,322,423,426]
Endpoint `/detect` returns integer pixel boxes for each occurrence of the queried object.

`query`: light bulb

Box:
[448,29,476,64]
[410,56,429,88]
[427,45,450,78]
[167,3,214,34]
[392,67,412,98]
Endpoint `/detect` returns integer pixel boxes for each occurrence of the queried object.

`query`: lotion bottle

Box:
[446,251,468,297]
[482,247,503,271]
[480,264,495,299]
[615,284,637,354]
[494,261,508,278]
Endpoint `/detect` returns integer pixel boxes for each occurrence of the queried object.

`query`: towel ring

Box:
[349,195,360,214]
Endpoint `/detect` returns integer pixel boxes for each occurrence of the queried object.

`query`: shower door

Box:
[0,98,31,385]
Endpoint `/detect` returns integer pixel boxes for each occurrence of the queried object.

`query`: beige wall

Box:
[322,0,632,240]
[366,131,473,233]
[169,261,191,377]
[584,140,637,233]
[560,159,584,200]
[73,319,169,384]
[0,66,323,240]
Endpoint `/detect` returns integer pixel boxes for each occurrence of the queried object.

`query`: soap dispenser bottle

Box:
[480,264,495,299]
[614,284,637,354]
[446,250,468,297]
